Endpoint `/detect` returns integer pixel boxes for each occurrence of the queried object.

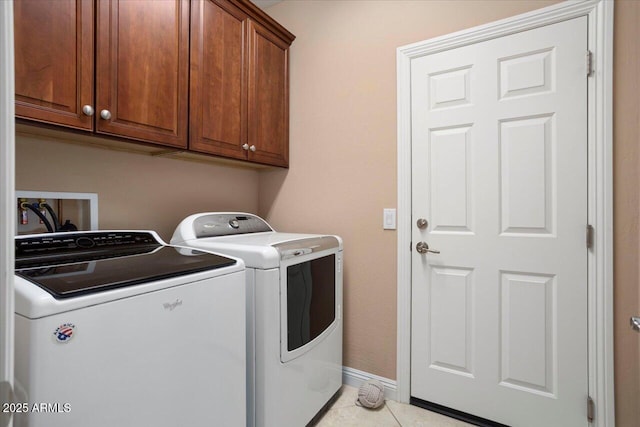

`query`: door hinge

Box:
[586,50,593,77]
[587,395,595,422]
[586,225,594,249]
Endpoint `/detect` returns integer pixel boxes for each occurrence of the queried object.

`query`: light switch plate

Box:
[383,208,396,230]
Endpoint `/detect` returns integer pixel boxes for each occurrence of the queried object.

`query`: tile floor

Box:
[313,385,474,427]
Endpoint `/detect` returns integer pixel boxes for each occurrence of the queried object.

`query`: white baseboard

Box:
[342,366,398,402]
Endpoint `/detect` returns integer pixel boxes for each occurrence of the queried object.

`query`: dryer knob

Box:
[229,220,240,229]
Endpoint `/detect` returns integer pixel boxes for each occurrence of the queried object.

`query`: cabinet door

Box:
[247,19,289,167]
[96,0,189,148]
[190,0,247,159]
[14,0,94,130]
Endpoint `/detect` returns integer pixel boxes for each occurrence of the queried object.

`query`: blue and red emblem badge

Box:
[53,323,76,343]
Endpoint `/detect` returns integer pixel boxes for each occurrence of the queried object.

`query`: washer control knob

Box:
[75,237,95,248]
[229,220,240,229]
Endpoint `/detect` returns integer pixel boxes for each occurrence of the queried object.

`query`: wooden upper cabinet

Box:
[14,0,294,166]
[95,0,190,148]
[190,0,294,167]
[190,0,247,159]
[247,19,290,167]
[14,0,94,130]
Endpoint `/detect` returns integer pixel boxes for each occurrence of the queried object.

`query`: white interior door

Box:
[0,2,15,427]
[410,17,588,427]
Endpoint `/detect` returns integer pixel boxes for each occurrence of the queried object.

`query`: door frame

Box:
[0,1,15,427]
[396,1,614,426]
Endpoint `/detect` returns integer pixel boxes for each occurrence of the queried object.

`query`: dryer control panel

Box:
[193,213,273,238]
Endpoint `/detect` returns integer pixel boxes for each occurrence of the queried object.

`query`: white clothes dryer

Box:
[171,213,343,427]
[14,230,246,427]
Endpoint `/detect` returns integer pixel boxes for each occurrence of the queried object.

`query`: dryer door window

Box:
[286,254,336,352]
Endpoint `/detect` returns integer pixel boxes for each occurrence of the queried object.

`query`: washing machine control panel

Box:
[194,213,273,238]
[15,232,161,268]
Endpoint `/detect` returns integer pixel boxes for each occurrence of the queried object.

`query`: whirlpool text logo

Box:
[163,299,183,311]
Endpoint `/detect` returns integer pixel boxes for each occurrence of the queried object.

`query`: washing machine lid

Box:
[15,231,237,299]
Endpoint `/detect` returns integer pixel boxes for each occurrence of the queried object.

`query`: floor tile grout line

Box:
[385,402,403,427]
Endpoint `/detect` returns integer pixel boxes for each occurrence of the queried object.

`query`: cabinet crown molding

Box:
[230,0,295,44]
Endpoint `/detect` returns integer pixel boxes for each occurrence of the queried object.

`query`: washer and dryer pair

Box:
[14,213,342,427]
[171,212,344,427]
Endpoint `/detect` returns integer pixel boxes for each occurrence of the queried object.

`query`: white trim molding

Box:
[342,366,398,402]
[0,1,15,427]
[396,1,614,426]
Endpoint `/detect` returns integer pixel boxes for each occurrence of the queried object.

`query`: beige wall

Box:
[613,1,640,426]
[15,133,260,241]
[262,0,639,425]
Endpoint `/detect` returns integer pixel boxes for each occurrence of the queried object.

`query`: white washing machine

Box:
[171,213,343,427]
[13,230,246,427]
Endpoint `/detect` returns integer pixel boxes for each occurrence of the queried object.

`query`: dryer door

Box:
[280,250,338,363]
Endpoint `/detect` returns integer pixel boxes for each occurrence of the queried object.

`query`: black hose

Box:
[23,204,54,233]
[42,203,60,232]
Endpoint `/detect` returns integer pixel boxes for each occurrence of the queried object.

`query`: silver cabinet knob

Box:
[82,105,94,116]
[416,242,440,254]
[249,145,256,152]
[100,109,112,120]
[242,143,249,151]
[631,317,640,332]
[417,218,428,229]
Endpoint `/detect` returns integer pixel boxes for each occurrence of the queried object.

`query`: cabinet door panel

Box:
[190,0,247,159]
[96,0,189,148]
[247,19,289,167]
[14,0,94,130]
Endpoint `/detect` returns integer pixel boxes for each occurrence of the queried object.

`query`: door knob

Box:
[416,218,428,229]
[416,242,440,254]
[242,143,249,151]
[100,109,112,120]
[249,145,256,152]
[631,317,640,332]
[82,105,94,116]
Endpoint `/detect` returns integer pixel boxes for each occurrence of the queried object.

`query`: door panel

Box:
[247,19,289,167]
[96,0,189,147]
[411,17,588,427]
[429,266,475,376]
[14,0,94,130]
[500,271,556,396]
[500,115,555,235]
[429,125,473,234]
[189,0,247,159]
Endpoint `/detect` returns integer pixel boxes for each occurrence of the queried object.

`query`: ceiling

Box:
[252,0,282,10]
